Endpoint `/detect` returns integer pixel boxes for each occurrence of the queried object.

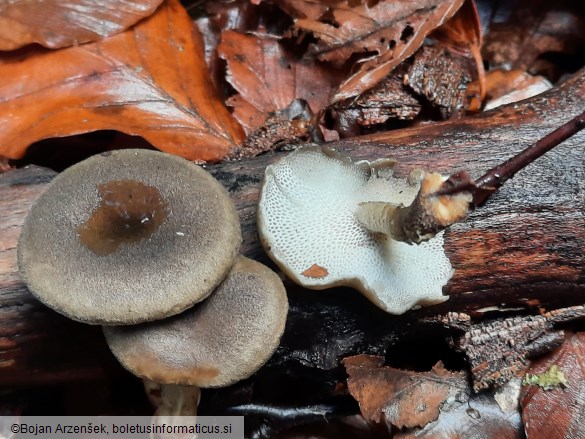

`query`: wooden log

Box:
[209,69,585,315]
[1,69,585,385]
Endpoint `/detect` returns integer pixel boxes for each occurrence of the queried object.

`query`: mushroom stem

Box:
[145,380,201,417]
[158,384,201,417]
[355,201,399,236]
[356,172,473,244]
[146,382,200,439]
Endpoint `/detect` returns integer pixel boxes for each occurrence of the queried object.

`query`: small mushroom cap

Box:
[103,256,288,388]
[257,146,453,314]
[18,149,241,325]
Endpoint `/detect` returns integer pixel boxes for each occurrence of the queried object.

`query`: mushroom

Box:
[257,145,453,314]
[103,255,288,416]
[18,149,241,325]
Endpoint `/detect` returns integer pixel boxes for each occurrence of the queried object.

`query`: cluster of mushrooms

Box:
[17,149,288,417]
[18,145,456,419]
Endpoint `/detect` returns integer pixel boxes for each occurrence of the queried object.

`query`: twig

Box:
[471,108,585,204]
[393,110,585,244]
[438,109,585,205]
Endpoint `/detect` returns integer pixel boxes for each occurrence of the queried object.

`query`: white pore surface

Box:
[258,147,453,314]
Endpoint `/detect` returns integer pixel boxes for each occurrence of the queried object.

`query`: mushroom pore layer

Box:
[257,146,453,314]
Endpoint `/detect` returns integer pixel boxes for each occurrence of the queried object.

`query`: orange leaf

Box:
[467,69,552,110]
[344,355,467,427]
[0,0,165,50]
[0,0,245,162]
[218,30,343,133]
[432,0,482,54]
[279,0,332,21]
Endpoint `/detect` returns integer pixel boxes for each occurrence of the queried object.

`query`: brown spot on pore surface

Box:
[302,264,329,279]
[77,179,168,255]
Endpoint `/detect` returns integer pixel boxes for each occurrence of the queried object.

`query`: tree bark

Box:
[1,68,584,385]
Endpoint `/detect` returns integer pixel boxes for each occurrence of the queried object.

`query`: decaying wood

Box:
[441,306,585,392]
[1,69,585,385]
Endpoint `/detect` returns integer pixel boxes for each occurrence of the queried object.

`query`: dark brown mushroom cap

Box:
[17,149,241,325]
[103,256,288,388]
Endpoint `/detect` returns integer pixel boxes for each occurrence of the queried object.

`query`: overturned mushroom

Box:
[18,149,241,325]
[103,256,288,416]
[257,146,454,314]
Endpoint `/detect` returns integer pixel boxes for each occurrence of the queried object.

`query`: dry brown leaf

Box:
[316,0,465,103]
[521,332,585,439]
[0,0,164,50]
[466,69,553,111]
[295,0,464,65]
[0,0,245,162]
[278,0,331,21]
[345,354,521,438]
[431,0,482,55]
[195,0,258,89]
[344,355,467,428]
[218,30,343,133]
[482,73,551,111]
[473,70,540,101]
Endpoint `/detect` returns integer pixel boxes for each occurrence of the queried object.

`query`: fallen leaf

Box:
[343,355,467,428]
[521,332,585,439]
[0,0,245,162]
[278,0,330,21]
[467,69,541,103]
[302,264,329,279]
[481,72,552,111]
[0,0,164,50]
[194,0,259,88]
[218,30,343,133]
[293,0,465,102]
[431,0,482,57]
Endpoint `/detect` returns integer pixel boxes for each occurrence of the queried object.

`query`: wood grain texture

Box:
[1,69,584,384]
